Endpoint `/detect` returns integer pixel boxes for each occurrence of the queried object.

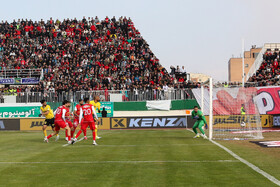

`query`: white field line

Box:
[186,129,280,186]
[62,136,91,147]
[0,160,239,164]
[232,129,280,134]
[210,140,280,186]
[76,144,215,147]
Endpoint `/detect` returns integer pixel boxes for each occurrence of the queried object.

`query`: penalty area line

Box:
[76,144,214,147]
[0,160,239,164]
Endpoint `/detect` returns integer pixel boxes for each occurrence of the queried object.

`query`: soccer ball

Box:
[240,122,246,127]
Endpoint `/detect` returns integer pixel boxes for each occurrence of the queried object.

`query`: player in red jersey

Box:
[73,99,84,138]
[45,100,72,144]
[72,98,100,145]
[65,104,74,140]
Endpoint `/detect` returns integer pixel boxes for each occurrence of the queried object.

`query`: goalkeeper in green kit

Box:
[191,106,208,139]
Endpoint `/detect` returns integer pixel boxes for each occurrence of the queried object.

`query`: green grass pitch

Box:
[0,129,279,187]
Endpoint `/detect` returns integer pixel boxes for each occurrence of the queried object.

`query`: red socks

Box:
[65,130,71,141]
[92,131,96,141]
[47,134,53,139]
[75,130,82,139]
[83,130,87,137]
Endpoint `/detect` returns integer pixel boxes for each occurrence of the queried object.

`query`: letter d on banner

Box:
[254,92,274,114]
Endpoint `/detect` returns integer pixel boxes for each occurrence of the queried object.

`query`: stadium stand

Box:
[247,49,280,86]
[0,17,196,101]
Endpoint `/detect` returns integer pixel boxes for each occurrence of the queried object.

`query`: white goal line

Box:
[186,129,280,186]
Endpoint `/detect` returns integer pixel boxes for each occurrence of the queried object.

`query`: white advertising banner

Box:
[192,86,280,115]
[146,100,171,111]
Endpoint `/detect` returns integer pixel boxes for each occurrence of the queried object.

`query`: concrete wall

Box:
[114,110,191,117]
[228,47,261,82]
[190,73,211,82]
[114,100,199,111]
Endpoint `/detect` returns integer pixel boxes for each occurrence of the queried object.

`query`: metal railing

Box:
[0,69,43,79]
[15,89,194,103]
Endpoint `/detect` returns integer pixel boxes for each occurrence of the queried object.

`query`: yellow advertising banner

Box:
[20,118,111,131]
[205,115,272,128]
[20,118,49,130]
[98,118,110,130]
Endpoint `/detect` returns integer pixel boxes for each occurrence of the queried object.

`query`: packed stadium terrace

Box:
[247,49,280,86]
[0,16,197,96]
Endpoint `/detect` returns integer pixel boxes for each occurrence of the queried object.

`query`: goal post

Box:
[197,78,263,140]
[200,78,213,140]
[209,78,213,140]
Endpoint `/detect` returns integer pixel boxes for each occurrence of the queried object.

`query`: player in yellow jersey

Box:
[40,100,59,141]
[90,96,101,139]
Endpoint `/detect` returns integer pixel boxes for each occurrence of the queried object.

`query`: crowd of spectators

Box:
[170,65,187,81]
[247,49,280,86]
[0,16,199,96]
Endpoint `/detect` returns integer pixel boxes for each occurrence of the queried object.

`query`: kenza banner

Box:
[192,86,280,115]
[110,116,187,129]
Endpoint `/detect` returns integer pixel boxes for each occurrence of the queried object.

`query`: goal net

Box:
[194,78,263,140]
